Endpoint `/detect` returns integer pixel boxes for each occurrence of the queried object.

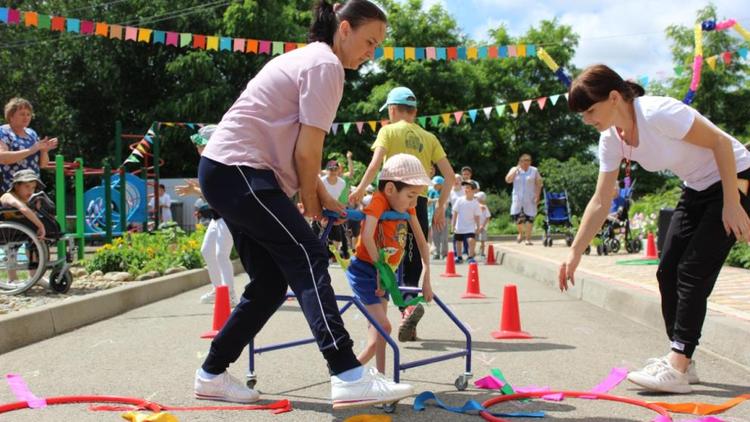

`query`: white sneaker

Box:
[331,367,414,409]
[627,359,692,393]
[199,289,216,304]
[646,356,700,384]
[194,369,260,403]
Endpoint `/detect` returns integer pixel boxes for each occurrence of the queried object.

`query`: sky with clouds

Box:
[416,0,748,81]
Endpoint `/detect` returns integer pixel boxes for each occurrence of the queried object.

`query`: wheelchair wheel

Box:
[607,238,621,254]
[630,239,642,253]
[49,268,73,294]
[0,222,49,295]
[565,234,574,247]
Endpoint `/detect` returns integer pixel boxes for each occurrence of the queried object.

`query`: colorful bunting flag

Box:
[495,105,505,117]
[368,121,377,132]
[483,107,493,119]
[441,113,451,125]
[549,94,560,106]
[453,111,464,124]
[537,97,547,110]
[510,102,520,115]
[355,121,365,134]
[468,109,478,122]
[522,100,532,113]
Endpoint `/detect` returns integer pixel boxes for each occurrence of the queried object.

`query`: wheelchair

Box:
[0,191,78,295]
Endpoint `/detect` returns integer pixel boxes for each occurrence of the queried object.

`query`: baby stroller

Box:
[595,185,641,255]
[542,189,575,247]
[0,191,78,295]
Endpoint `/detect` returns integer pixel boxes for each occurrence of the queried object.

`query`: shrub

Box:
[538,157,599,216]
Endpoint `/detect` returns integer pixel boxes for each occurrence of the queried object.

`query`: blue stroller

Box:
[542,189,575,247]
[595,185,641,255]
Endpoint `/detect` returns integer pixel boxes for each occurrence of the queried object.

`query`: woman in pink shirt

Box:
[193,0,414,410]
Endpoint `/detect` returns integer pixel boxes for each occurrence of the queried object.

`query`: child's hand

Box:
[375,272,385,297]
[421,279,433,303]
[36,225,46,239]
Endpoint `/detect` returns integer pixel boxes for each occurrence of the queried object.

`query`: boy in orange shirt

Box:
[346,154,433,374]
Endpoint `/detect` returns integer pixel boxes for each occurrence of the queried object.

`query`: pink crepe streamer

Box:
[5,373,47,408]
[515,385,551,394]
[685,418,724,422]
[474,375,505,390]
[580,367,628,399]
[652,417,671,422]
[715,19,736,31]
[541,393,565,401]
[690,55,703,91]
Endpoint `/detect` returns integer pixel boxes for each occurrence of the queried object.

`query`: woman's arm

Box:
[682,117,750,242]
[295,124,328,218]
[559,169,619,290]
[505,166,518,184]
[0,141,40,165]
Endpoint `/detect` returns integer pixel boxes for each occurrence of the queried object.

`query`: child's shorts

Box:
[345,257,388,305]
[478,229,488,241]
[453,232,476,242]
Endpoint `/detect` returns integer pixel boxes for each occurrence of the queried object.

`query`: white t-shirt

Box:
[479,205,491,227]
[202,42,345,197]
[149,193,173,223]
[453,197,481,234]
[320,175,346,200]
[598,96,750,191]
[450,188,464,208]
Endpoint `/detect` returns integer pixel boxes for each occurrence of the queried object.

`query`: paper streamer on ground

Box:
[4,374,46,409]
[650,394,750,416]
[413,391,544,418]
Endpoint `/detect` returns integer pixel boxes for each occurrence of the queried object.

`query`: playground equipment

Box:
[244,209,473,413]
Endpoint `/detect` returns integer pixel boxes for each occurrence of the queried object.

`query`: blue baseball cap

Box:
[432,176,444,185]
[379,87,418,112]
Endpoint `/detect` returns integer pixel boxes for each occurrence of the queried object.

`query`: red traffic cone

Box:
[201,285,232,339]
[486,244,497,265]
[461,262,486,299]
[644,232,658,259]
[491,284,532,339]
[441,250,461,278]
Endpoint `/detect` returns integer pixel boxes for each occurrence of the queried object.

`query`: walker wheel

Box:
[383,402,397,413]
[49,269,73,294]
[454,375,469,391]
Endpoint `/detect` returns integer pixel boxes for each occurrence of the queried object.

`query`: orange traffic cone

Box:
[441,251,461,278]
[644,232,658,259]
[491,284,532,339]
[486,244,497,265]
[461,262,486,299]
[201,285,232,339]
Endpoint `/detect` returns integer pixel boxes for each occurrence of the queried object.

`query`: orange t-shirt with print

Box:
[354,191,416,270]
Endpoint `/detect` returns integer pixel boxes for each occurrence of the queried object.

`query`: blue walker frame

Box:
[245,209,473,393]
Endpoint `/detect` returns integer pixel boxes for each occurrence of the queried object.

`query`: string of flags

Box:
[0,6,561,66]
[122,121,208,166]
[332,92,569,136]
[684,18,750,104]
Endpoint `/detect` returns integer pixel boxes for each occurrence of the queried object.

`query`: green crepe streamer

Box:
[373,249,425,307]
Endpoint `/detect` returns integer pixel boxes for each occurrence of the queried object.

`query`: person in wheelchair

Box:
[0,169,48,239]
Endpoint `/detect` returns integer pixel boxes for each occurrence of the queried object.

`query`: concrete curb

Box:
[0,260,244,354]
[498,249,750,368]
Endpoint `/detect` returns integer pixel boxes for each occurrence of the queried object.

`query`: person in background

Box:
[506,153,542,245]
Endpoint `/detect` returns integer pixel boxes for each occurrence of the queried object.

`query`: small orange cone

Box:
[201,285,232,339]
[491,284,532,339]
[644,232,658,259]
[441,251,461,278]
[461,262,486,299]
[486,244,497,265]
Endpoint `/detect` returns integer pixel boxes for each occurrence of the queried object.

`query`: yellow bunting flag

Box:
[706,55,717,70]
[509,102,520,115]
[206,36,219,51]
[368,121,377,132]
[405,47,415,60]
[441,113,451,125]
[467,47,478,60]
[384,47,394,60]
[138,28,152,43]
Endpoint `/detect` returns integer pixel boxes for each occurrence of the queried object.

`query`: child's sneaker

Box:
[331,367,414,409]
[454,256,463,264]
[199,289,216,304]
[627,358,691,393]
[194,370,260,403]
[398,304,424,342]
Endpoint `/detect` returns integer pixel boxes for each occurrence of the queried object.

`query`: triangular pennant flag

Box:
[739,47,748,59]
[430,115,440,127]
[638,75,649,88]
[343,122,352,134]
[522,100,533,112]
[468,109,478,122]
[537,97,547,110]
[510,102,520,115]
[441,113,451,126]
[674,64,685,76]
[722,51,732,65]
[368,121,377,132]
[706,56,717,70]
[495,105,505,117]
[132,148,144,158]
[125,154,141,164]
[549,94,560,106]
[136,144,149,155]
[355,121,365,134]
[417,116,427,127]
[331,123,339,135]
[483,107,493,119]
[564,93,569,101]
[453,111,464,124]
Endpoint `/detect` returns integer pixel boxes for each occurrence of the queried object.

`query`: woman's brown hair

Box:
[568,64,645,112]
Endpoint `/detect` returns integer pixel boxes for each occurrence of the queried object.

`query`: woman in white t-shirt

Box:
[559,64,750,394]
[194,0,411,409]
